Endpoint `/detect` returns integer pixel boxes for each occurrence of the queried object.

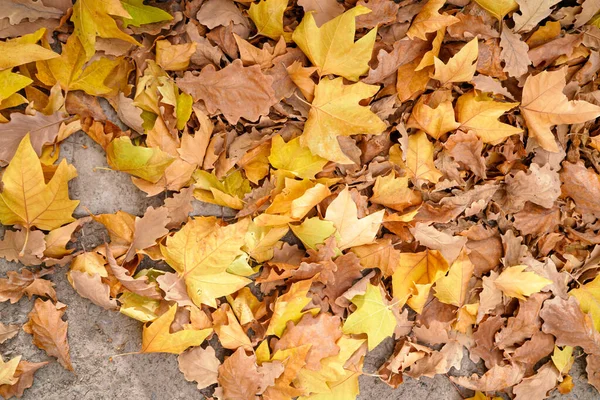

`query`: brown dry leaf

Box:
[0,360,48,399]
[217,348,261,400]
[297,0,344,26]
[0,268,56,304]
[560,161,600,218]
[512,362,559,400]
[23,299,72,371]
[520,68,600,152]
[0,322,19,344]
[178,346,220,390]
[177,59,277,124]
[499,25,531,78]
[69,271,118,311]
[587,354,600,393]
[451,363,525,391]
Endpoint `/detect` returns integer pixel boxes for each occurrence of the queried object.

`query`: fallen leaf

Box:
[23,299,72,371]
[178,346,220,390]
[494,265,552,300]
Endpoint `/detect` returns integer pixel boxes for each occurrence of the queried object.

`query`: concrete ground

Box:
[1,132,598,399]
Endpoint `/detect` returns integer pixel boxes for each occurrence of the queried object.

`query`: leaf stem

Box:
[19,228,30,257]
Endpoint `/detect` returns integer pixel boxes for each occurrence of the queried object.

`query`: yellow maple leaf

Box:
[370,173,422,212]
[106,137,175,184]
[434,250,474,307]
[0,29,58,70]
[405,131,443,184]
[161,217,251,308]
[433,37,479,85]
[0,355,21,386]
[406,0,459,41]
[0,69,32,108]
[289,217,337,250]
[325,186,384,250]
[570,275,600,331]
[37,35,123,96]
[342,283,396,350]
[407,96,460,139]
[292,6,377,81]
[475,0,518,20]
[155,40,197,71]
[269,135,328,180]
[392,250,449,312]
[71,0,140,59]
[266,279,316,337]
[493,265,552,300]
[0,134,79,232]
[456,91,522,144]
[520,68,600,152]
[263,178,331,222]
[300,77,386,164]
[248,0,292,41]
[141,304,212,354]
[193,170,251,210]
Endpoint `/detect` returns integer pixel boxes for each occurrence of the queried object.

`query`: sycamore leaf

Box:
[475,0,518,20]
[268,135,328,180]
[405,131,443,184]
[370,173,422,212]
[0,322,19,344]
[289,217,336,250]
[392,250,449,312]
[23,299,72,371]
[161,218,251,308]
[106,137,175,183]
[520,69,600,152]
[456,91,522,144]
[249,0,292,41]
[292,6,377,81]
[141,304,212,354]
[0,69,32,105]
[0,29,59,70]
[434,250,474,307]
[0,134,79,231]
[433,37,478,85]
[37,35,122,96]
[551,345,574,375]
[325,186,384,250]
[0,355,20,386]
[571,275,600,332]
[71,0,140,59]
[342,283,396,350]
[494,265,552,300]
[121,0,173,28]
[156,40,197,71]
[512,0,561,33]
[218,348,262,400]
[406,0,459,41]
[407,97,460,139]
[266,279,315,337]
[300,77,386,164]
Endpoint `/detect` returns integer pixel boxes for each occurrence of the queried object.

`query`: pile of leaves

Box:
[3,0,600,398]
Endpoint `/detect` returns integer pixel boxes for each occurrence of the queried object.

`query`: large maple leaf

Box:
[0,134,79,232]
[300,77,386,164]
[520,68,600,151]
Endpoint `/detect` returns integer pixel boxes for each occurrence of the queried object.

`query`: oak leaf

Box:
[177,60,277,124]
[0,360,48,399]
[520,68,600,152]
[343,283,396,350]
[452,363,525,391]
[325,186,384,250]
[559,161,600,218]
[178,346,220,390]
[300,77,386,164]
[141,304,212,354]
[292,6,377,81]
[218,348,261,400]
[23,299,72,371]
[499,24,531,78]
